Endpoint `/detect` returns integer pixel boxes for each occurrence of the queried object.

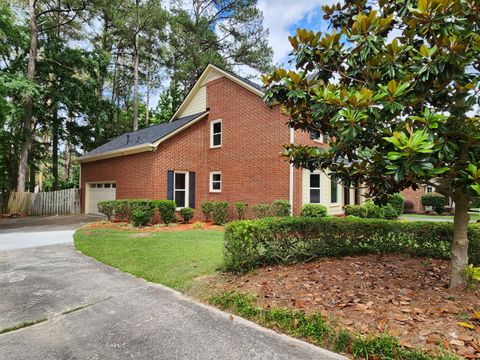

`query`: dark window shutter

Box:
[167,170,174,200]
[189,172,196,208]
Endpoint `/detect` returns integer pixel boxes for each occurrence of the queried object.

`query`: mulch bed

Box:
[221,254,480,358]
[84,221,224,232]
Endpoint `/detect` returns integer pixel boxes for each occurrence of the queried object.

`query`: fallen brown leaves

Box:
[222,254,480,358]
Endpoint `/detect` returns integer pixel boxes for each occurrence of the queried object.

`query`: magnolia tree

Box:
[263,0,480,287]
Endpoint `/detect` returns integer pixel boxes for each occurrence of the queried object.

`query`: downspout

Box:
[289,127,294,215]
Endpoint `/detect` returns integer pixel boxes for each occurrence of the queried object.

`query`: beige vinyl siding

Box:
[301,169,344,215]
[178,85,207,118]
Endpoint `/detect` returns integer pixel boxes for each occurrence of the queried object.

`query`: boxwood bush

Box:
[270,200,291,217]
[97,201,115,221]
[129,200,156,227]
[252,204,270,218]
[300,204,327,218]
[212,201,229,225]
[224,216,480,273]
[201,201,214,222]
[154,200,177,224]
[234,202,248,220]
[179,207,195,224]
[421,192,446,214]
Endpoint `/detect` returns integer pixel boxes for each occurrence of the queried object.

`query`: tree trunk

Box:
[450,190,470,288]
[63,142,71,183]
[17,0,38,192]
[133,31,139,131]
[145,68,150,125]
[52,111,59,191]
[29,161,36,193]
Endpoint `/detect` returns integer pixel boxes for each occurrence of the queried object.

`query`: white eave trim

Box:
[77,112,209,163]
[170,64,264,122]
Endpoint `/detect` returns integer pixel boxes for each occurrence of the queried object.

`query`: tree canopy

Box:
[263,0,480,287]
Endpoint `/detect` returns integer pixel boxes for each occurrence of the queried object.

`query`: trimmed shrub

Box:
[179,207,195,224]
[363,201,385,219]
[235,202,248,220]
[154,200,177,224]
[114,200,131,222]
[344,204,367,218]
[383,204,398,220]
[387,193,404,216]
[403,200,415,213]
[201,201,214,222]
[224,217,480,273]
[301,204,327,218]
[271,200,291,217]
[97,200,115,221]
[421,192,446,214]
[212,201,229,225]
[252,204,270,218]
[130,200,156,227]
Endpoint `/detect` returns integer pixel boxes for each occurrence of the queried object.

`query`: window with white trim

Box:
[309,172,321,204]
[174,172,188,208]
[210,119,222,148]
[330,179,339,204]
[310,130,329,144]
[210,172,222,192]
[426,186,434,193]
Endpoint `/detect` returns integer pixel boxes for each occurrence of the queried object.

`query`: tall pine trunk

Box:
[17,0,38,192]
[133,31,139,131]
[52,110,59,191]
[450,190,470,288]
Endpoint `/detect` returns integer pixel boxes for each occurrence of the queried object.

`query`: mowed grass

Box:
[74,228,224,291]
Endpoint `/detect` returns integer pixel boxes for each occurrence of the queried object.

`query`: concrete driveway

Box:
[0,214,102,251]
[0,219,344,360]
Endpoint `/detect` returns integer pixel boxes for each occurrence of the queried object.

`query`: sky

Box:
[257,0,335,66]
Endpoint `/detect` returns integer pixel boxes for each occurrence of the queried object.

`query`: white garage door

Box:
[87,183,116,214]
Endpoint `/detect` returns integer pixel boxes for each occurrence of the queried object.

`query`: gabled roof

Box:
[78,111,208,162]
[78,64,265,163]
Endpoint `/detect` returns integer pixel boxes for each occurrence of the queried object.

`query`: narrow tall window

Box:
[309,173,321,204]
[210,172,222,192]
[174,172,188,208]
[210,119,222,148]
[331,180,339,203]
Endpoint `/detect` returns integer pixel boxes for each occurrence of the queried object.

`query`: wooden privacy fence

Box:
[5,189,80,216]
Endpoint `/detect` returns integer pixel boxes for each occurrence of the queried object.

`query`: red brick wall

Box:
[401,187,426,213]
[81,76,295,220]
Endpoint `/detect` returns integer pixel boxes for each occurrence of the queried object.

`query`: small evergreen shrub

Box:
[387,193,404,216]
[421,192,446,214]
[129,200,156,227]
[179,207,195,224]
[301,204,327,218]
[201,201,214,222]
[235,202,248,220]
[154,200,177,224]
[192,221,204,230]
[344,204,367,218]
[212,201,229,225]
[271,200,291,217]
[114,200,131,221]
[383,204,399,220]
[252,204,270,218]
[97,200,115,221]
[363,201,385,219]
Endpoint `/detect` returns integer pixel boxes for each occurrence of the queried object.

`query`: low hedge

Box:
[224,216,480,273]
[97,199,177,226]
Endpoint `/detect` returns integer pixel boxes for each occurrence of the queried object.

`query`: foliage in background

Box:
[422,193,447,214]
[211,201,229,225]
[270,200,291,217]
[252,204,270,218]
[234,202,248,220]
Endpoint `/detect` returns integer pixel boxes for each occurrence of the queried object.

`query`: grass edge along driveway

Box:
[74,228,224,291]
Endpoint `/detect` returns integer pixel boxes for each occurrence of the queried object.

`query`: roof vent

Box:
[126,134,130,144]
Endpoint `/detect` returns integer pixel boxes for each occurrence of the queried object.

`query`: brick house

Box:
[78,64,366,219]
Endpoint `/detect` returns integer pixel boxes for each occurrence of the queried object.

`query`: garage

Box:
[86,182,116,214]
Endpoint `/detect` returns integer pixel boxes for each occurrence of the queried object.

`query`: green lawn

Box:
[402,212,480,222]
[74,228,224,291]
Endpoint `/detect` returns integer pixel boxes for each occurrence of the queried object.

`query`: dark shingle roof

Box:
[226,69,265,93]
[87,111,208,156]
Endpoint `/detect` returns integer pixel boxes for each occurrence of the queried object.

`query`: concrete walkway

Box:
[0,224,344,359]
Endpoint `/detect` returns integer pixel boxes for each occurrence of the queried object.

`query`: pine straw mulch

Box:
[220,254,480,358]
[83,221,224,232]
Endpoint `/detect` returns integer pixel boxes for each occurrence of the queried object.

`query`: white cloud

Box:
[257,0,337,65]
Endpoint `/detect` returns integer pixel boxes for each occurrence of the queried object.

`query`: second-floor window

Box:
[210,119,222,148]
